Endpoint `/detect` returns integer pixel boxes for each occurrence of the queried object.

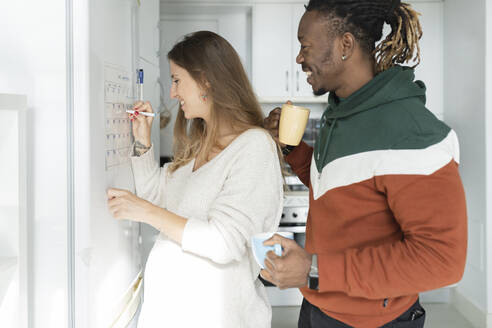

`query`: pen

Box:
[138,69,144,101]
[126,109,156,117]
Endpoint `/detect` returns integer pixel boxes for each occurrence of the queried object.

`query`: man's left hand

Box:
[260,234,312,289]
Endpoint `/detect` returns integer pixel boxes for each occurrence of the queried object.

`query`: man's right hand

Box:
[263,101,293,148]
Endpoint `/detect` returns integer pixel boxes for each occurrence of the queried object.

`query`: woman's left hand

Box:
[107,188,154,223]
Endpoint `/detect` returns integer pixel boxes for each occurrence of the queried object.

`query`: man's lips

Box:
[302,65,313,77]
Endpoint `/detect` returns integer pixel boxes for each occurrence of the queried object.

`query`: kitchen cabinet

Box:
[252,3,324,103]
[138,0,160,66]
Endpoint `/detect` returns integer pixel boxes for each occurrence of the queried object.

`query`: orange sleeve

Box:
[317,160,468,299]
[285,141,313,187]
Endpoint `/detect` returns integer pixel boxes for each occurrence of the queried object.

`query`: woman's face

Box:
[169,60,212,121]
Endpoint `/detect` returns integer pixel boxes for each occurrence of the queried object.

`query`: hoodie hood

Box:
[313,66,428,173]
[324,65,426,119]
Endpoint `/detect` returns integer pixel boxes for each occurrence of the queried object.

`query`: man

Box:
[262,1,467,327]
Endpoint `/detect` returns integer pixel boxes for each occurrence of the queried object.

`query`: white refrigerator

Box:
[0,0,161,327]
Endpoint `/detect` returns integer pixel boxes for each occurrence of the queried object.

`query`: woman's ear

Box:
[199,71,211,90]
[200,79,211,102]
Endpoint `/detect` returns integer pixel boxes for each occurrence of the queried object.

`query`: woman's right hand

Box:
[130,101,154,147]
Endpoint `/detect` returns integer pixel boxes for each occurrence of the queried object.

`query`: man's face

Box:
[296,10,343,96]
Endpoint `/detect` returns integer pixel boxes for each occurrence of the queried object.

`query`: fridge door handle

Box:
[285,70,289,92]
[296,71,300,92]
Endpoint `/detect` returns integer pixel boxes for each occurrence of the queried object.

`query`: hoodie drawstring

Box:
[316,116,337,174]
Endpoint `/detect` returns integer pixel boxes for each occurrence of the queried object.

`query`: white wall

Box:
[487,0,492,321]
[443,0,488,324]
[0,1,69,327]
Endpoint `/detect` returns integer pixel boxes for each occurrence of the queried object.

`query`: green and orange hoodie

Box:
[286,65,467,328]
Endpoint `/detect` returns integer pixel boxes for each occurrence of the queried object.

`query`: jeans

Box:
[298,298,426,328]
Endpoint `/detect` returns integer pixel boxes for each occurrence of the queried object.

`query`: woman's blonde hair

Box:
[167,31,282,173]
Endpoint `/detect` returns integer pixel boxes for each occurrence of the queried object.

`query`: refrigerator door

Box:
[74,1,144,327]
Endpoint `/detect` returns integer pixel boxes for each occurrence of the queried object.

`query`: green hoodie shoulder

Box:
[313,65,454,174]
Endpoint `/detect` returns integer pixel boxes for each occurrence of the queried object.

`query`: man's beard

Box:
[313,88,328,96]
[312,47,335,96]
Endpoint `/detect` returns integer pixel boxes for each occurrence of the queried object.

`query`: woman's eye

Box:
[173,79,179,84]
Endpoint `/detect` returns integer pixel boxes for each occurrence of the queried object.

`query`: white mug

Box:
[251,232,294,269]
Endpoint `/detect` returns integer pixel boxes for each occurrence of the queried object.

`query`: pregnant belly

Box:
[143,238,231,310]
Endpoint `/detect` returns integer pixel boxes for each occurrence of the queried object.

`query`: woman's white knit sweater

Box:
[133,128,284,328]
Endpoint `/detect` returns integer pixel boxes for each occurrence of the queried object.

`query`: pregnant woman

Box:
[107,31,284,327]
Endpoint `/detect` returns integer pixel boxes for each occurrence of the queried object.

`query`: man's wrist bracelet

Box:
[282,145,295,156]
[308,254,319,290]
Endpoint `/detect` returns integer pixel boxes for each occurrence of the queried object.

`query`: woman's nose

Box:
[170,85,178,99]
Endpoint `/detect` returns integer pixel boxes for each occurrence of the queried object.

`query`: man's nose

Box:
[296,51,304,65]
